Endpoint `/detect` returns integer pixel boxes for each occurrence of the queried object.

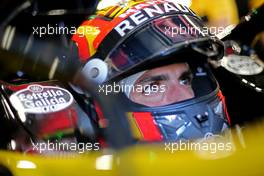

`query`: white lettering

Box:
[163,2,179,13]
[130,11,148,25]
[144,4,164,17]
[174,3,189,13]
[114,20,135,37]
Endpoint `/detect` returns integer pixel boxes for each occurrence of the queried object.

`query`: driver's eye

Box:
[179,72,193,86]
[149,81,161,87]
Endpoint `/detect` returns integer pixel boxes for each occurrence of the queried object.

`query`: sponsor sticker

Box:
[10,85,74,114]
[114,1,196,37]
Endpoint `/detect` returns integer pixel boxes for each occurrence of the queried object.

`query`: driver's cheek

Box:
[163,83,195,104]
[129,89,166,106]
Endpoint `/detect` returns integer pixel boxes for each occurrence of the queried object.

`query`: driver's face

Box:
[129,63,195,107]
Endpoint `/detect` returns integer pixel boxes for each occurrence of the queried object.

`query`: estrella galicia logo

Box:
[10,85,74,114]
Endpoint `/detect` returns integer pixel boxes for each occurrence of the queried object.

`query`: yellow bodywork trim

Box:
[191,0,239,26]
[1,121,264,176]
[249,0,264,9]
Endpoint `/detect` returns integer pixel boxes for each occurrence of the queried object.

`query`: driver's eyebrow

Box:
[179,70,193,80]
[137,75,169,84]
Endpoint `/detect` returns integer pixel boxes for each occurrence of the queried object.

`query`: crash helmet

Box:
[72,0,231,142]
